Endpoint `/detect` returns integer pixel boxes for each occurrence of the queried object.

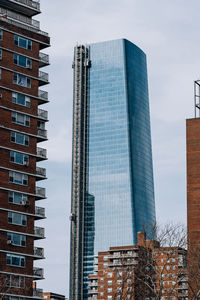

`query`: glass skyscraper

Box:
[70,39,156,300]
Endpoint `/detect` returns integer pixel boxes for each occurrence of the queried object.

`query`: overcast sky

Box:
[34,0,200,296]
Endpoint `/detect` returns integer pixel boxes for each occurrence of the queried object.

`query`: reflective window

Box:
[9,171,28,186]
[10,131,29,146]
[14,35,32,50]
[13,73,31,88]
[10,151,29,165]
[12,92,30,107]
[14,54,32,69]
[8,212,27,226]
[8,191,27,205]
[12,112,30,127]
[7,232,26,247]
[6,253,25,267]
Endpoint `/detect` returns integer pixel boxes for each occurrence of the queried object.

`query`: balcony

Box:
[37,128,47,141]
[35,186,46,199]
[37,147,47,161]
[89,282,98,287]
[88,289,98,295]
[0,0,40,17]
[39,52,49,67]
[0,7,39,28]
[34,226,45,239]
[38,108,48,120]
[33,288,43,298]
[36,166,46,179]
[34,246,44,259]
[38,89,48,102]
[35,206,45,219]
[33,267,44,280]
[38,71,49,86]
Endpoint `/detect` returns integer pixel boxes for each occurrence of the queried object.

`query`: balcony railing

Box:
[33,267,44,279]
[33,288,43,298]
[37,147,47,159]
[35,206,45,217]
[89,282,98,287]
[0,7,39,28]
[35,186,46,198]
[39,52,49,65]
[37,128,47,139]
[38,89,48,101]
[39,71,49,82]
[11,0,40,10]
[34,246,44,258]
[38,108,48,120]
[34,226,45,238]
[36,166,46,177]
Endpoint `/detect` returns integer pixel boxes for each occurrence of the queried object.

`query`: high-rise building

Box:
[70,39,156,300]
[0,0,50,299]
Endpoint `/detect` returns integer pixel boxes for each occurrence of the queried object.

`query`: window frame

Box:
[14,35,32,50]
[10,131,29,147]
[9,171,28,186]
[8,191,27,205]
[6,253,26,268]
[13,73,31,88]
[12,92,30,108]
[7,232,26,247]
[12,112,30,127]
[13,54,32,69]
[10,151,29,166]
[8,211,27,226]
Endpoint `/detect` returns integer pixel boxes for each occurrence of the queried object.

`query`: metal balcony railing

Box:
[38,108,48,120]
[33,288,43,298]
[37,128,47,139]
[33,267,44,279]
[34,226,45,238]
[11,0,40,10]
[35,206,45,217]
[39,52,49,65]
[39,71,49,82]
[34,246,44,258]
[36,166,46,177]
[37,147,47,159]
[35,186,46,198]
[38,89,48,101]
[0,7,39,28]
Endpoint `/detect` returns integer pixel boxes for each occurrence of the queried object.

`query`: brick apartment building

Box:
[0,0,50,299]
[88,232,188,300]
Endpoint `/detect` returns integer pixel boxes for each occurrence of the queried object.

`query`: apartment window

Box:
[9,191,27,205]
[107,296,112,300]
[12,92,30,107]
[6,253,25,267]
[103,255,108,261]
[9,171,28,186]
[100,293,104,296]
[6,274,25,288]
[7,232,26,247]
[0,49,2,60]
[117,271,122,277]
[10,151,29,166]
[13,73,31,88]
[8,212,27,226]
[117,280,122,284]
[108,280,112,285]
[14,35,32,50]
[108,272,112,278]
[107,288,112,293]
[11,131,29,146]
[0,29,3,40]
[103,263,108,267]
[14,54,32,69]
[12,112,30,127]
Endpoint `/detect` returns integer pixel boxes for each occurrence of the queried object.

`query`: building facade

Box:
[0,0,50,299]
[88,232,188,300]
[70,39,156,300]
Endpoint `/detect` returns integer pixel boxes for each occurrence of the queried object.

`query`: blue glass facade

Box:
[70,39,155,300]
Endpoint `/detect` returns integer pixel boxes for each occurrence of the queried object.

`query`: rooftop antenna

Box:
[194,80,200,118]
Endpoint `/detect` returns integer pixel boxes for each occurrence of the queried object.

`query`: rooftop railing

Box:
[11,0,40,10]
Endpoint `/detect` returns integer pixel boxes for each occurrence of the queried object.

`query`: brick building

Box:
[0,0,50,299]
[42,292,65,300]
[88,233,188,300]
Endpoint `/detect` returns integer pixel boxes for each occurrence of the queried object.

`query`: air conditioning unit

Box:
[23,160,29,166]
[7,240,12,245]
[21,200,30,207]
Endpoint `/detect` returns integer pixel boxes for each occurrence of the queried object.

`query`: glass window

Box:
[12,92,30,107]
[6,253,25,267]
[6,274,25,288]
[8,191,27,205]
[14,35,32,50]
[10,151,29,166]
[13,73,31,88]
[7,232,26,247]
[0,29,3,40]
[0,49,2,60]
[8,212,27,226]
[10,131,29,146]
[13,54,32,69]
[12,112,30,127]
[9,171,28,186]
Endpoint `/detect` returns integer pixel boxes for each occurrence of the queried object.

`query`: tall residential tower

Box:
[70,39,155,300]
[0,0,50,299]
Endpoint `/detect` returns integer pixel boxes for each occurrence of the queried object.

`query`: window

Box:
[6,253,25,267]
[8,212,27,226]
[117,280,122,284]
[7,232,26,247]
[108,272,112,278]
[12,112,30,127]
[100,293,104,296]
[107,288,112,293]
[6,274,25,288]
[108,280,112,285]
[103,263,108,267]
[10,151,29,166]
[11,131,29,146]
[9,171,28,186]
[0,29,3,40]
[107,296,112,300]
[103,255,108,261]
[0,49,2,60]
[13,73,31,88]
[117,271,122,277]
[12,92,30,107]
[9,191,27,205]
[14,54,32,69]
[14,35,32,50]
